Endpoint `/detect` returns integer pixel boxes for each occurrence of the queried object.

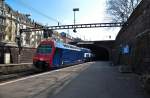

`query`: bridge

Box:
[20,22,123,32]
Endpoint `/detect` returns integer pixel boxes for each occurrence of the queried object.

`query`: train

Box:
[33,39,92,70]
[81,48,92,62]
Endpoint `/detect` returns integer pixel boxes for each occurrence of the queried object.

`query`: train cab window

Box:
[37,44,52,54]
[84,53,88,57]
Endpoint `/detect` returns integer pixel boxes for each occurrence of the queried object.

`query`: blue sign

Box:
[123,45,129,54]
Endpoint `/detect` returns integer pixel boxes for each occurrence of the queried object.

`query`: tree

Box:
[106,0,141,22]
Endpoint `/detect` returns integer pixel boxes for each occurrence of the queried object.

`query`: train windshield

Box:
[37,44,52,54]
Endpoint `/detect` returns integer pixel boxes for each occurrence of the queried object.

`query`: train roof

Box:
[54,40,81,51]
[40,39,91,52]
[81,47,91,51]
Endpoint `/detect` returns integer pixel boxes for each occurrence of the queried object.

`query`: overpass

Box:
[69,40,115,61]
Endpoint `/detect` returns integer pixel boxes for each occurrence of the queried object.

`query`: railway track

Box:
[0,62,87,83]
[0,69,42,83]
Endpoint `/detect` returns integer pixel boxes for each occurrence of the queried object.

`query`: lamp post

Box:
[73,8,79,33]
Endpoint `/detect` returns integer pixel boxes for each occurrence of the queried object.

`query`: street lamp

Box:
[73,8,79,33]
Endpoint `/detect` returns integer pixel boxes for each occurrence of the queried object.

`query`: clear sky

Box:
[5,0,120,41]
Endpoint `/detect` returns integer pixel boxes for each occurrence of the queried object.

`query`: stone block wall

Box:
[0,44,36,64]
[114,0,150,73]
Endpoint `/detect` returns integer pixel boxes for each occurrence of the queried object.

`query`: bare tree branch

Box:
[106,0,141,22]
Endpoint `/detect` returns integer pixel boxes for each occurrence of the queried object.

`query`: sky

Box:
[5,0,120,41]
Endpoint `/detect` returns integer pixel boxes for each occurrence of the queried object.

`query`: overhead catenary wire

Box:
[12,0,60,24]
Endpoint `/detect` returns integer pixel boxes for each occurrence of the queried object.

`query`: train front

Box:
[33,40,55,70]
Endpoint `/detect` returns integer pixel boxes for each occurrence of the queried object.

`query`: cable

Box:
[12,0,59,24]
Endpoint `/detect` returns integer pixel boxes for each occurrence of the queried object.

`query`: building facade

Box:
[0,0,45,47]
[0,0,45,64]
[0,0,75,64]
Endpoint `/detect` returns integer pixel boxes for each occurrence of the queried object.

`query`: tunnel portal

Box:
[76,44,110,61]
[90,46,109,61]
[70,41,114,61]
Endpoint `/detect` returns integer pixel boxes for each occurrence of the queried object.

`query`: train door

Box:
[53,48,62,68]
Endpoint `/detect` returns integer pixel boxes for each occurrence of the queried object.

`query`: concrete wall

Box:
[114,0,150,73]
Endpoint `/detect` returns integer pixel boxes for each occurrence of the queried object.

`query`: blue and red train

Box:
[33,39,91,70]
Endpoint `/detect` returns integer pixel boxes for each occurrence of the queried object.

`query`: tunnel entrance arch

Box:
[91,46,110,61]
[76,43,110,61]
[94,47,109,61]
[70,40,114,61]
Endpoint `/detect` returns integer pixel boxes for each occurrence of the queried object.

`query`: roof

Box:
[55,40,81,51]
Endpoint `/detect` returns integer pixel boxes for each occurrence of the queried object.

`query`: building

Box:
[0,0,45,47]
[51,31,75,43]
[0,0,45,64]
[0,0,76,64]
[60,32,74,43]
[0,0,77,64]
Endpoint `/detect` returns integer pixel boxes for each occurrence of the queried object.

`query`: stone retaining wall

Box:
[114,0,150,74]
[0,45,36,64]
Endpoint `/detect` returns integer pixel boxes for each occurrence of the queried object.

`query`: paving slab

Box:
[0,62,92,98]
[47,62,149,98]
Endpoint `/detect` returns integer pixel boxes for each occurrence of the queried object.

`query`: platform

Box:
[0,62,149,98]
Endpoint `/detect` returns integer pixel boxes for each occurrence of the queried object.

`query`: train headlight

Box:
[39,58,44,61]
